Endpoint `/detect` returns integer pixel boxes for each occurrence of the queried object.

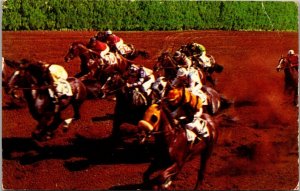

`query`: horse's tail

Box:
[138,50,150,59]
[213,63,224,73]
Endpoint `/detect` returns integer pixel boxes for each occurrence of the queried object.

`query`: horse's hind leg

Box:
[154,163,180,189]
[46,113,63,139]
[72,102,82,120]
[194,149,211,190]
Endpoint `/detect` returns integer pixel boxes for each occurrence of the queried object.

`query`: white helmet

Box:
[174,51,182,59]
[288,50,295,55]
[177,67,188,77]
[105,30,112,35]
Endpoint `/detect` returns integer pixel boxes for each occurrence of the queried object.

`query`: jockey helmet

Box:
[174,51,182,59]
[105,30,112,35]
[90,37,97,43]
[177,67,188,78]
[129,65,139,76]
[288,50,295,55]
[19,59,30,68]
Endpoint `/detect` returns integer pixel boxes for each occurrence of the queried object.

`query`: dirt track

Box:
[2,31,299,190]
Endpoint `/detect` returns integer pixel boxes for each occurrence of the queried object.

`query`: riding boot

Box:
[53,94,60,113]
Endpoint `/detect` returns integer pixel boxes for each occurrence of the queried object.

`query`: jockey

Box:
[102,30,126,55]
[165,87,208,139]
[287,49,298,69]
[172,67,208,106]
[43,63,73,112]
[87,37,110,58]
[190,42,214,69]
[126,65,154,96]
[173,51,192,70]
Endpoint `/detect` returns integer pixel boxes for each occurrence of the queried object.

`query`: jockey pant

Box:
[185,114,209,138]
[142,74,155,96]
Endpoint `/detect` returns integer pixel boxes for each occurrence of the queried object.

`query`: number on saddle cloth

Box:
[56,79,73,97]
[118,44,133,55]
[103,52,118,65]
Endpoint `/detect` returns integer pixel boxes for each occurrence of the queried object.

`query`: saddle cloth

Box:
[48,79,73,98]
[103,52,118,65]
[118,44,133,55]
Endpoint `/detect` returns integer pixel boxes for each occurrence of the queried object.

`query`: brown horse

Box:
[138,102,218,190]
[8,60,87,141]
[64,41,128,98]
[276,56,298,105]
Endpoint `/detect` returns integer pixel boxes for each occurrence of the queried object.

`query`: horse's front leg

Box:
[194,149,211,190]
[46,112,63,139]
[143,161,159,184]
[32,118,50,141]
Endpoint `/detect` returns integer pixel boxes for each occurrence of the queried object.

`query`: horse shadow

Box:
[3,135,155,171]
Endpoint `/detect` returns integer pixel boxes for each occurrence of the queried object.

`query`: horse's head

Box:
[154,52,178,78]
[276,56,289,72]
[101,73,125,95]
[138,103,162,134]
[64,42,88,62]
[8,59,46,91]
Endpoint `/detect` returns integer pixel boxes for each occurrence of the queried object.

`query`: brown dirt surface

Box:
[2,31,299,190]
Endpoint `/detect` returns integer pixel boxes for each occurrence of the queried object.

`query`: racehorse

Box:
[64,41,120,98]
[138,102,218,190]
[64,41,98,78]
[276,56,298,105]
[154,51,207,84]
[8,59,87,141]
[101,72,152,141]
[179,43,224,87]
[2,58,26,107]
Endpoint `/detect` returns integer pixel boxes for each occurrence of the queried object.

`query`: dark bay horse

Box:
[2,58,26,107]
[101,72,152,141]
[276,56,298,105]
[8,60,87,141]
[138,103,218,190]
[154,51,206,84]
[179,43,224,87]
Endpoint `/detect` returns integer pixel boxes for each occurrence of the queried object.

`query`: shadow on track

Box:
[3,136,154,171]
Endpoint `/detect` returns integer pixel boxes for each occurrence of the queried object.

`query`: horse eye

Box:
[150,115,158,123]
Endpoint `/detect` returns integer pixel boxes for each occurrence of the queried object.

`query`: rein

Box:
[9,85,54,90]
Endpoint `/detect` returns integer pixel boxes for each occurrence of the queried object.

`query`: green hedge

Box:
[2,0,298,31]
